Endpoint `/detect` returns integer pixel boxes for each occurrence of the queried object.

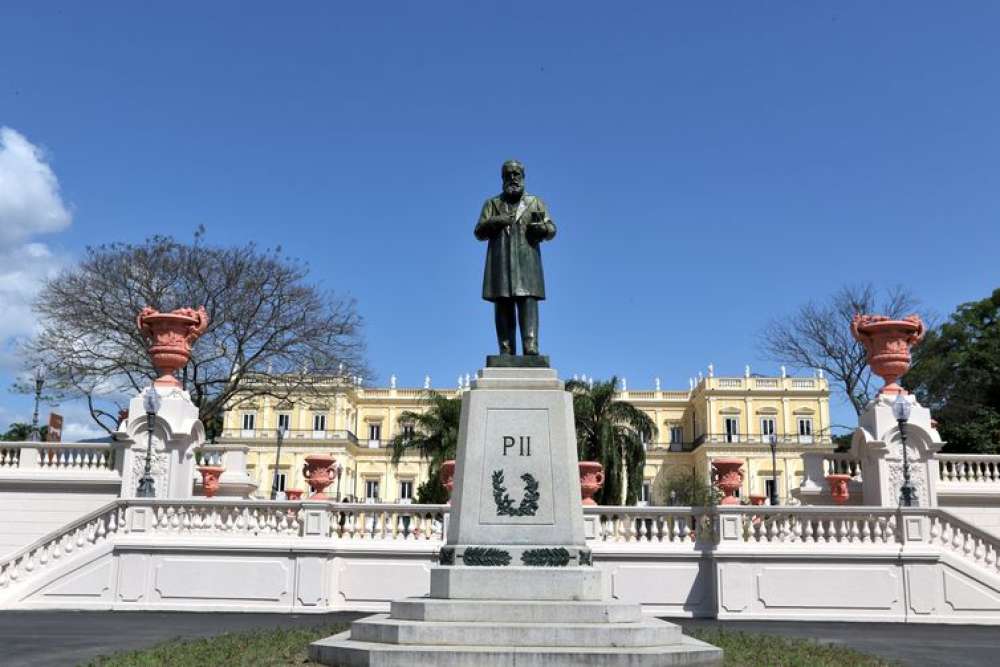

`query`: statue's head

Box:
[501,160,525,201]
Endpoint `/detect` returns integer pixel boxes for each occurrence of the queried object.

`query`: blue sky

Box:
[1,2,997,438]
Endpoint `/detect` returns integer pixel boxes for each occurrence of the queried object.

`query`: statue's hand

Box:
[488,215,512,234]
[526,221,548,240]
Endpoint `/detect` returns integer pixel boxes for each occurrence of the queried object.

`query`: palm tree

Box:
[565,377,656,505]
[389,391,462,503]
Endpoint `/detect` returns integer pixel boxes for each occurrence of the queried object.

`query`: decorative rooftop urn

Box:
[137,306,209,388]
[578,461,605,506]
[285,489,304,501]
[303,454,336,499]
[826,473,851,505]
[440,460,456,501]
[712,458,744,505]
[851,313,925,396]
[196,465,224,498]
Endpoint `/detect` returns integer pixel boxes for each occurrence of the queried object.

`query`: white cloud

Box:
[0,127,71,246]
[0,128,73,355]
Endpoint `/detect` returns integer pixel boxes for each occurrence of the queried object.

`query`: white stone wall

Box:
[0,485,119,557]
[940,505,1000,540]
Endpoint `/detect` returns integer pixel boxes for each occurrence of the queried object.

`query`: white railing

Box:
[823,453,863,478]
[938,454,1000,486]
[0,442,117,473]
[2,501,999,613]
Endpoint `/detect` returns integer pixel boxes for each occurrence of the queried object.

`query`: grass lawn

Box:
[83,623,897,667]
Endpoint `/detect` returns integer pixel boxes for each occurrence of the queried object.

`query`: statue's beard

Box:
[503,183,524,200]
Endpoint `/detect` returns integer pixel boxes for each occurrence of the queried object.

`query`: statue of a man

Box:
[475,160,556,356]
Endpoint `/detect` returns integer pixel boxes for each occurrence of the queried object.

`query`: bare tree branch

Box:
[757,283,923,416]
[20,234,370,437]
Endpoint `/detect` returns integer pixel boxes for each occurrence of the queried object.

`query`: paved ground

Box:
[0,611,996,666]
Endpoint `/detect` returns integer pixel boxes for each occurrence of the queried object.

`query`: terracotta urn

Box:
[284,489,304,501]
[137,306,209,388]
[712,458,744,505]
[197,465,224,498]
[748,493,767,506]
[440,460,456,501]
[303,454,337,499]
[578,461,605,506]
[826,474,851,505]
[851,314,925,396]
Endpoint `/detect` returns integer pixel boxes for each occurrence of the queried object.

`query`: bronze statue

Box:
[475,160,556,358]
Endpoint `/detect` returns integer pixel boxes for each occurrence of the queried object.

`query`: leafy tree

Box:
[758,283,923,415]
[1,422,48,441]
[906,289,1000,454]
[565,377,656,506]
[652,467,721,507]
[20,231,368,437]
[389,392,461,503]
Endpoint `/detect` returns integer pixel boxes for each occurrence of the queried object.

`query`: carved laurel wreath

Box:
[521,547,571,567]
[462,547,511,566]
[491,469,540,516]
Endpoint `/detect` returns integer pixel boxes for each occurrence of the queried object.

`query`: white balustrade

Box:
[0,442,116,473]
[938,454,1000,486]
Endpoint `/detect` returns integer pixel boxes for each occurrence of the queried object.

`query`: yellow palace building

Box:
[218,370,832,504]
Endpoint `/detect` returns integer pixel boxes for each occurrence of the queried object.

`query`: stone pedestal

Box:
[310,366,722,666]
[114,386,203,499]
[850,393,944,507]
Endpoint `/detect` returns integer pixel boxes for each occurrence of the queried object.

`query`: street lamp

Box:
[768,434,780,506]
[335,462,344,500]
[136,388,162,497]
[271,426,287,500]
[29,366,46,442]
[892,392,917,507]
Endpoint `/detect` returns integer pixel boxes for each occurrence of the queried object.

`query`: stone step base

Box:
[310,630,723,667]
[350,614,679,648]
[430,565,602,601]
[390,597,642,623]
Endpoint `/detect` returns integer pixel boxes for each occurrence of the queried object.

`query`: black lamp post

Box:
[271,427,287,500]
[893,392,917,507]
[136,388,162,498]
[768,434,780,506]
[28,366,46,442]
[335,462,343,500]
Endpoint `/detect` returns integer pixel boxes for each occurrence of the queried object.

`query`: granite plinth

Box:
[389,598,643,623]
[486,354,550,368]
[430,566,602,601]
[310,630,724,667]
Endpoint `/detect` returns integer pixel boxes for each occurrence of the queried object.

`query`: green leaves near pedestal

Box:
[462,547,512,566]
[491,470,540,517]
[520,547,571,567]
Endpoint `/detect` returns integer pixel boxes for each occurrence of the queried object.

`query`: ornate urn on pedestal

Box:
[851,314,925,395]
[826,474,851,505]
[197,465,224,498]
[303,454,337,499]
[712,458,744,505]
[578,461,605,506]
[137,306,210,387]
[440,460,456,501]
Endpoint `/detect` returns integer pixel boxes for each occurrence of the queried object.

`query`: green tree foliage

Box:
[389,391,461,502]
[906,289,1000,454]
[1,422,48,441]
[566,377,656,506]
[652,467,721,507]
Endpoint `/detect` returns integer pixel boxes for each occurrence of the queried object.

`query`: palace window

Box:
[368,423,381,441]
[313,413,326,432]
[765,479,777,503]
[723,417,740,443]
[670,425,683,445]
[798,418,813,443]
[640,481,651,505]
[277,413,291,433]
[760,417,776,439]
[241,413,255,433]
[402,424,415,441]
[365,479,380,501]
[399,480,414,500]
[273,472,287,492]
